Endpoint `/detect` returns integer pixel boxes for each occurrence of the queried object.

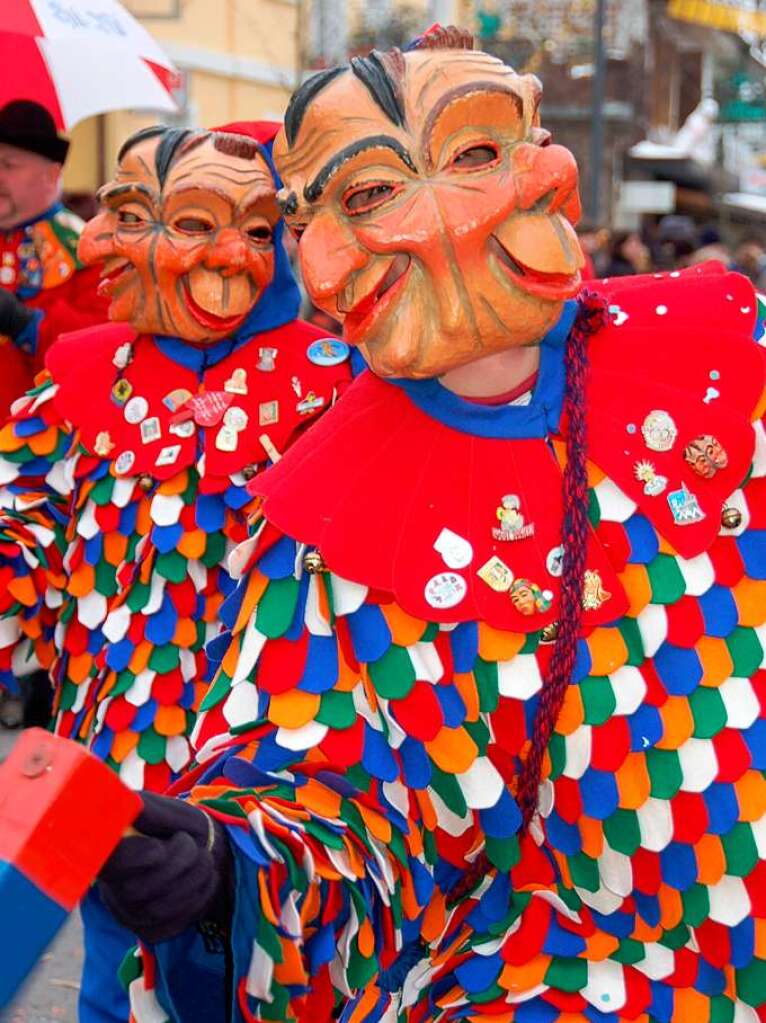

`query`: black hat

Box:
[0,100,69,164]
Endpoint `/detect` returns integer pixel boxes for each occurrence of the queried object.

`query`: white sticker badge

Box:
[433,528,474,569]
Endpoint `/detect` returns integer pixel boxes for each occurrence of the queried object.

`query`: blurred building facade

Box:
[63,0,766,237]
[64,0,302,193]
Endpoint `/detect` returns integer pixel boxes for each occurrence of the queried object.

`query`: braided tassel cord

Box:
[515,292,608,827]
[448,293,609,906]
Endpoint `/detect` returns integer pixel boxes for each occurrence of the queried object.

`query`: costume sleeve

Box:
[0,372,74,692]
[128,527,493,1023]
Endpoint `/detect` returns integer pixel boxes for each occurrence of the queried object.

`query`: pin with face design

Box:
[492,494,534,542]
[509,578,553,616]
[684,435,728,479]
[272,40,583,380]
[78,127,280,345]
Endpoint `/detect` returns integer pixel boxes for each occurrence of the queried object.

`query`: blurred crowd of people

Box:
[578,216,766,289]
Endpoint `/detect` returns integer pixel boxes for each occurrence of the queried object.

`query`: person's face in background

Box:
[735,240,765,278]
[621,232,649,270]
[0,143,61,230]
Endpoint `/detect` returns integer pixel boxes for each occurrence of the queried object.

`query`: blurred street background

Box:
[54,0,766,287]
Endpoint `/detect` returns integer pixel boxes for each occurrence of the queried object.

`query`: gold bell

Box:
[241,464,257,481]
[303,550,328,574]
[138,473,153,491]
[540,621,560,644]
[721,506,742,530]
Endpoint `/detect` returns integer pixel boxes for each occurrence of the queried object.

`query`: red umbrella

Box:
[1,0,179,130]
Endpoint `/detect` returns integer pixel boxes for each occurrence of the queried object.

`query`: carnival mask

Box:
[273,35,583,378]
[79,127,279,343]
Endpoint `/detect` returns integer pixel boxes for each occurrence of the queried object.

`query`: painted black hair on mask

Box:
[116,126,199,187]
[285,49,406,147]
[117,125,166,164]
[284,67,346,147]
[349,51,406,129]
[154,128,197,186]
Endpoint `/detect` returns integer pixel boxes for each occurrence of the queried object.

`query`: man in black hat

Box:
[0,100,108,729]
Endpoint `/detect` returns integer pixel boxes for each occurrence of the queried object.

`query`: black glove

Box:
[0,288,35,341]
[98,791,233,944]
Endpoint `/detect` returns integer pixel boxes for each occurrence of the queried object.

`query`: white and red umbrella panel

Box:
[1,0,179,130]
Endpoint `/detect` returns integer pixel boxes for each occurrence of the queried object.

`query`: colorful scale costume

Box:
[0,318,347,790]
[0,120,351,803]
[129,266,766,1022]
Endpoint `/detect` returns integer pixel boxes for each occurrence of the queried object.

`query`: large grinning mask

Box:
[79,127,280,343]
[273,31,584,378]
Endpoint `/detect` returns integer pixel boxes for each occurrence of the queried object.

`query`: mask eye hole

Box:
[246,224,273,245]
[117,209,148,227]
[342,183,400,216]
[451,144,499,170]
[173,216,215,234]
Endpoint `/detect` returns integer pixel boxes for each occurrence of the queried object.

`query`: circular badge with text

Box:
[424,572,467,610]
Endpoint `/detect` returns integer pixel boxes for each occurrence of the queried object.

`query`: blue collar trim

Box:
[153,334,248,372]
[388,301,577,440]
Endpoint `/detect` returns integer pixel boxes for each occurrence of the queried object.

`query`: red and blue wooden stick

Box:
[0,728,141,1007]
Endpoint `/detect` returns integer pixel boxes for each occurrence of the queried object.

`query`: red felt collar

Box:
[251,265,765,631]
[45,320,350,491]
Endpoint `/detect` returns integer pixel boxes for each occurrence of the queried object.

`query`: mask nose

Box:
[512,143,581,220]
[299,212,368,306]
[205,228,249,276]
[77,212,115,266]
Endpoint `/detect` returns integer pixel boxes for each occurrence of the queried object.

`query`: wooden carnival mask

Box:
[79,127,280,343]
[273,34,584,378]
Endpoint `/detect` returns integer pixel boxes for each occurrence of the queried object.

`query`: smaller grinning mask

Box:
[79,127,280,343]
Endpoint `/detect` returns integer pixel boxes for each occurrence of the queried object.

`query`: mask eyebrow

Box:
[304,135,416,203]
[422,82,525,155]
[98,182,155,205]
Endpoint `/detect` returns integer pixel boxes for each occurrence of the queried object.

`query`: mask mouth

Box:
[343,253,411,342]
[489,235,580,300]
[182,276,251,333]
[98,257,133,297]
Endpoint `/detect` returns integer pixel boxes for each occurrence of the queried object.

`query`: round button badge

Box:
[114,450,136,476]
[223,406,249,431]
[424,572,467,610]
[124,396,149,425]
[306,338,351,367]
